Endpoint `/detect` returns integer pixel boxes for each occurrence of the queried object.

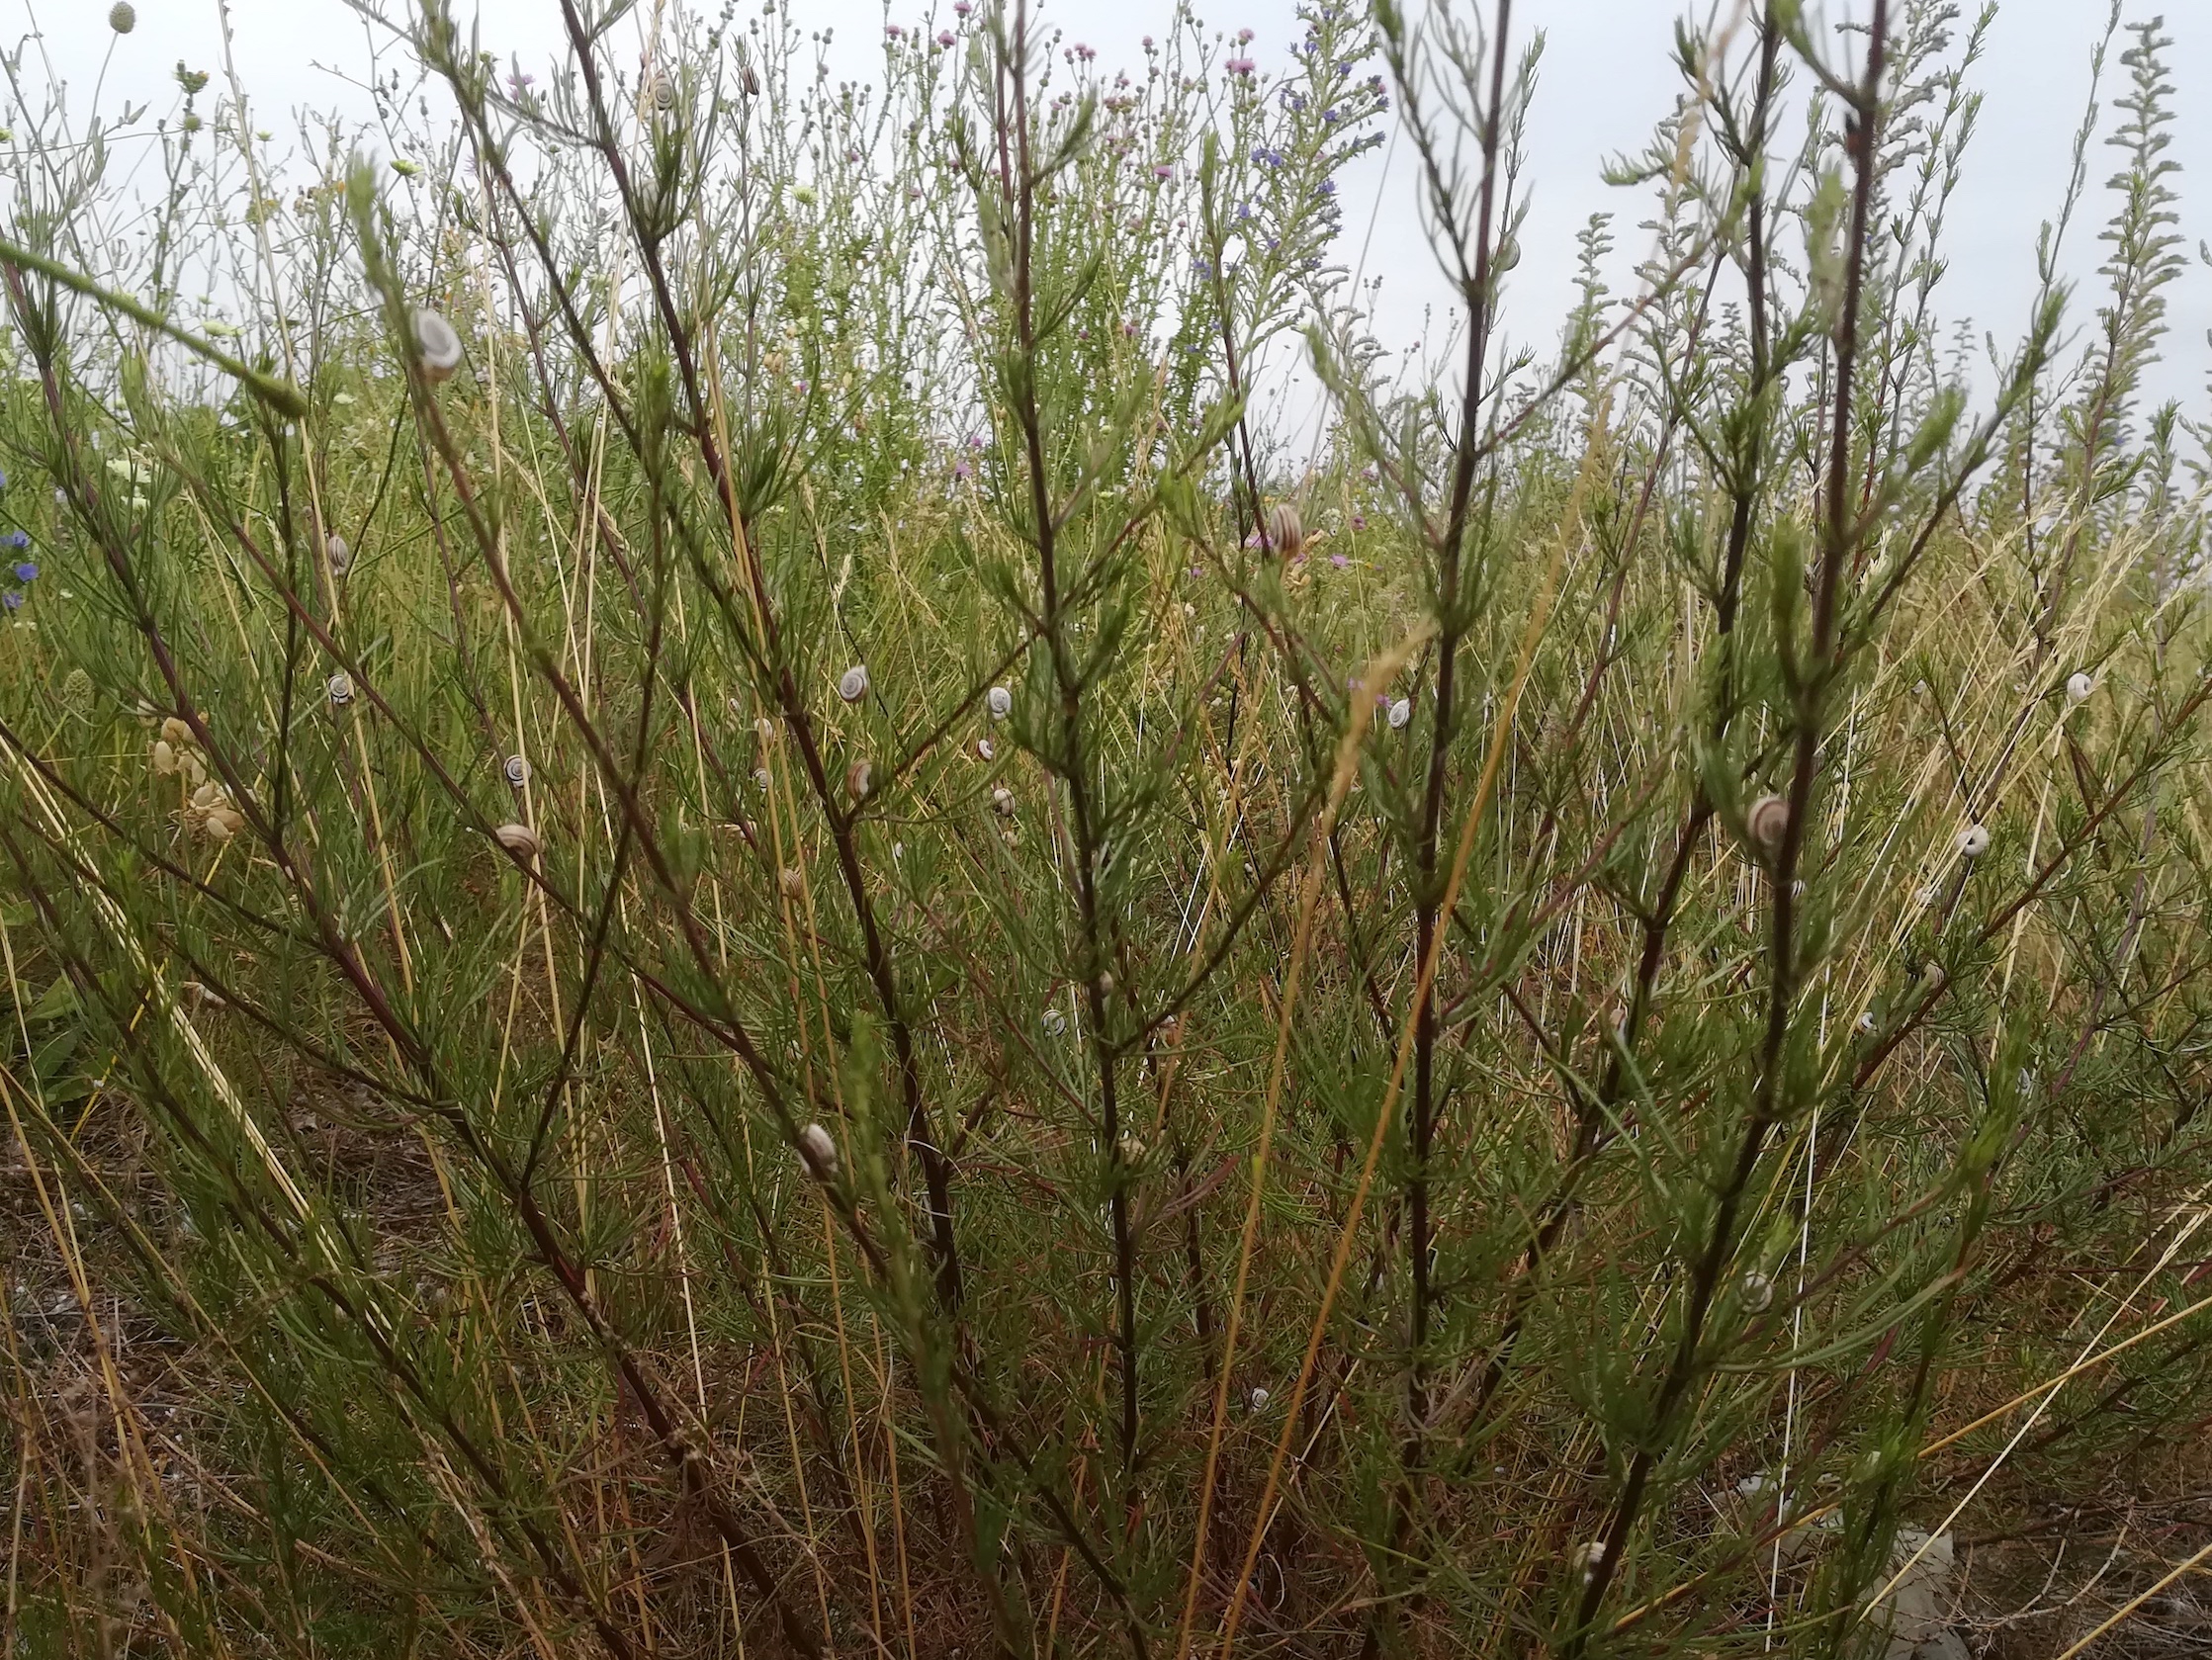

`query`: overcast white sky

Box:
[14,0,2211,419]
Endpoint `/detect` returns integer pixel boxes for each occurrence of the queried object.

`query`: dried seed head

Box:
[1747,794,1789,854]
[798,1122,839,1179]
[192,781,224,811]
[1040,1005,1067,1037]
[109,1,135,31]
[976,737,995,761]
[325,533,351,574]
[837,664,869,703]
[779,866,804,897]
[160,716,195,748]
[504,754,529,787]
[1956,824,1991,859]
[845,758,872,802]
[151,740,178,776]
[986,684,1013,719]
[1386,696,1411,731]
[201,811,235,841]
[991,785,1016,818]
[493,822,542,860]
[326,671,354,707]
[411,308,464,383]
[1266,501,1303,560]
[2066,671,2094,704]
[1738,1270,1774,1313]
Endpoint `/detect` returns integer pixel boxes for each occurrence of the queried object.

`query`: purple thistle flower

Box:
[936,29,954,45]
[1329,553,1350,569]
[1152,162,1176,180]
[1226,56,1255,75]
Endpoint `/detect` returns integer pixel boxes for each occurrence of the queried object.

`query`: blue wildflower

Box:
[3,591,20,611]
[13,563,35,582]
[1,530,26,551]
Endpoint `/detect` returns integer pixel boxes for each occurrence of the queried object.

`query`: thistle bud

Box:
[798,1122,839,1179]
[838,664,869,703]
[411,308,464,384]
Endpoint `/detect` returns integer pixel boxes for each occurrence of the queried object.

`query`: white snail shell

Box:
[325,533,351,573]
[798,1122,839,1179]
[845,758,872,801]
[1739,1270,1774,1313]
[326,671,354,706]
[1747,794,1789,854]
[1386,697,1411,731]
[976,737,995,761]
[1956,825,1991,859]
[992,786,1016,817]
[493,822,542,860]
[504,754,529,787]
[838,664,869,703]
[411,307,463,383]
[1040,1006,1067,1036]
[1266,501,1303,560]
[2066,671,2094,703]
[986,684,1013,719]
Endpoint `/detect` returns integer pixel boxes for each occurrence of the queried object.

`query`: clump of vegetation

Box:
[3,1,2210,1654]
